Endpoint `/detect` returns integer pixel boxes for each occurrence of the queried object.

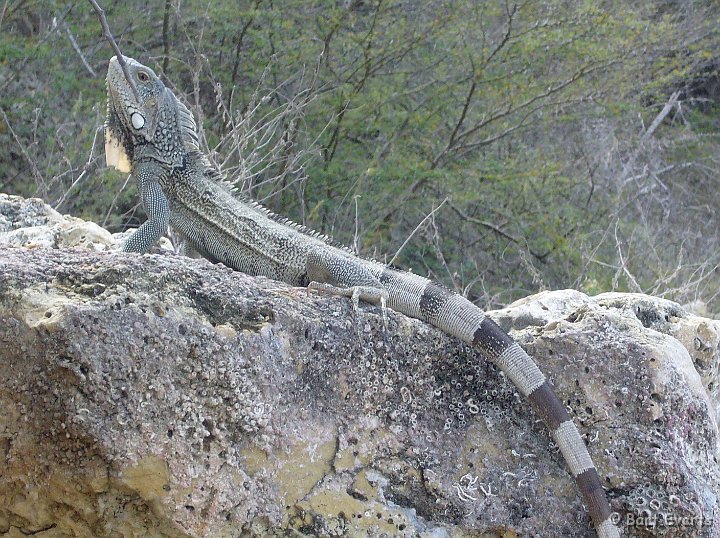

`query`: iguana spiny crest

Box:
[104,55,622,538]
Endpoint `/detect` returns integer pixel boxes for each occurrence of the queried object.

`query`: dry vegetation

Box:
[1,0,718,313]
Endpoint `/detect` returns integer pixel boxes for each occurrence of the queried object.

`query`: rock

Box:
[0,193,114,250]
[0,193,719,537]
[0,193,175,253]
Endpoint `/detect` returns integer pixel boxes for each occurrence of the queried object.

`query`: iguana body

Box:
[105,55,620,538]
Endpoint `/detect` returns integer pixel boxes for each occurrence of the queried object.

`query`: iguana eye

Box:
[137,71,150,82]
[131,112,145,129]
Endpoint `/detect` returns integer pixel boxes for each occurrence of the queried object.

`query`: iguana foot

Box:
[307,281,388,327]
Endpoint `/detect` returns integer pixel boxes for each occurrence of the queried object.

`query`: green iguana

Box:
[104,55,621,538]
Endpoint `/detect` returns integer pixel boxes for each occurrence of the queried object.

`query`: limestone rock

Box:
[0,194,718,537]
[0,193,114,250]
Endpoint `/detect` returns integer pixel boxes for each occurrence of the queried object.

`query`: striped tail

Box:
[376,268,621,537]
[473,317,620,538]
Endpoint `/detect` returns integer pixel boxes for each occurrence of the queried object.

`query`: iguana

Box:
[104,55,621,538]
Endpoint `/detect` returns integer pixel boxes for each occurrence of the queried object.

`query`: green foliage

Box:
[0,0,718,312]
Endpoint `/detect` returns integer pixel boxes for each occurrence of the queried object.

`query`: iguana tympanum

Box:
[104,55,621,537]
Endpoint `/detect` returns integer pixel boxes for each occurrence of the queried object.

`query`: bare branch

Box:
[55,125,104,209]
[431,2,519,168]
[458,60,615,144]
[613,220,643,293]
[0,0,9,29]
[447,200,550,262]
[230,0,261,85]
[432,78,475,169]
[640,91,679,145]
[59,19,97,77]
[87,0,140,102]
[389,198,448,267]
[0,105,45,190]
[619,91,682,190]
[161,0,172,73]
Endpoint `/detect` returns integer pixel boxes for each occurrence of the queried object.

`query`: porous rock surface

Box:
[0,193,719,537]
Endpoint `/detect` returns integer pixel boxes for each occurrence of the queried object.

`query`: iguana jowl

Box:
[105,55,621,538]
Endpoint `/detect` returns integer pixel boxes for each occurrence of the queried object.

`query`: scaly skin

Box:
[104,55,621,538]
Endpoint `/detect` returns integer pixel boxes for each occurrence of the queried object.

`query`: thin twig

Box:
[389,198,448,266]
[622,91,681,185]
[0,0,10,30]
[161,0,172,73]
[430,205,460,292]
[353,195,361,254]
[448,201,520,248]
[60,19,97,77]
[55,125,104,209]
[613,220,643,293]
[0,105,45,189]
[87,0,140,102]
[103,171,134,228]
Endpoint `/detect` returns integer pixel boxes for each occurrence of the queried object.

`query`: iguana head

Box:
[105,55,199,172]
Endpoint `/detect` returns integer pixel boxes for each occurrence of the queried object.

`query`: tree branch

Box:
[640,91,679,145]
[161,0,172,73]
[448,201,546,262]
[389,198,448,266]
[87,0,140,102]
[60,19,97,77]
[0,105,45,189]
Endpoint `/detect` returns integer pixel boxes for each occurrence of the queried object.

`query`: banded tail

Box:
[372,266,620,538]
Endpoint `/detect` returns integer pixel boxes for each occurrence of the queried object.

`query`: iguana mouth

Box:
[106,56,143,114]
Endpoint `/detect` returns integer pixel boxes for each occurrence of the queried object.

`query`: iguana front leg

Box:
[306,248,388,319]
[122,161,170,253]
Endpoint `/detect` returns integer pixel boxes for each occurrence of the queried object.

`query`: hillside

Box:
[1,1,718,312]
